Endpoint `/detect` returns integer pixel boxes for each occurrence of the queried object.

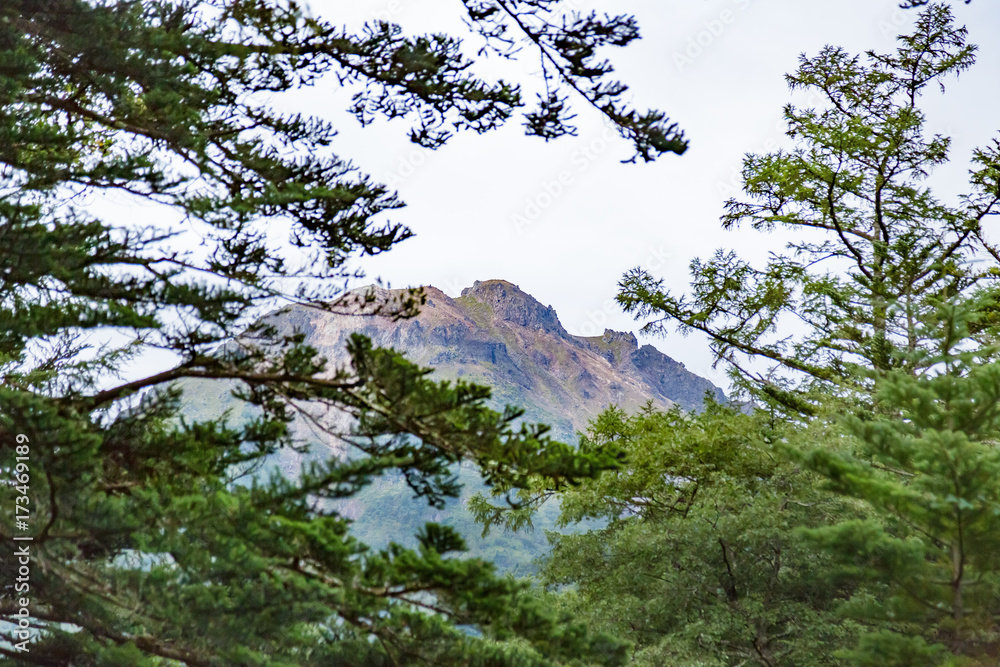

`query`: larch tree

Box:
[611,4,1000,664]
[618,3,1000,415]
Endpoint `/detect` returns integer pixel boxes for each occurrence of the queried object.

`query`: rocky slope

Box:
[260,279,723,443]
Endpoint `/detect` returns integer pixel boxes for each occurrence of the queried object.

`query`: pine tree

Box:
[0,1,683,663]
[800,298,1000,664]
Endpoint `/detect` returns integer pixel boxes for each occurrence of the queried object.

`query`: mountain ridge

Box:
[176,279,726,572]
[264,279,724,443]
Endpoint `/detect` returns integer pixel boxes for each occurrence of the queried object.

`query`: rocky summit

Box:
[261,279,724,443]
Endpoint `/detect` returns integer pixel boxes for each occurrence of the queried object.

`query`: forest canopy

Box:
[540,4,1000,665]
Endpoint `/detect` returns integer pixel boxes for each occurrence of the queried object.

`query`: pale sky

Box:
[96,1,1000,394]
[286,0,1000,393]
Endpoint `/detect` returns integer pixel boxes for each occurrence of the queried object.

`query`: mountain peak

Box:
[601,328,638,349]
[460,279,514,297]
[459,279,567,336]
[252,279,724,442]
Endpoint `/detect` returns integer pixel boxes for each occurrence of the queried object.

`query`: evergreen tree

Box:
[799,298,1000,664]
[0,1,684,663]
[618,4,1000,414]
[602,4,1000,663]
[540,401,871,666]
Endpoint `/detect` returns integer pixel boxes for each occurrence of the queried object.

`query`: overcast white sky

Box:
[282,1,1000,392]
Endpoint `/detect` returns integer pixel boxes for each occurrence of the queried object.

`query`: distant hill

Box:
[178,279,725,573]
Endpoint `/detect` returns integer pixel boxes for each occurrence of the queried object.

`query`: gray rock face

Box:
[631,343,726,409]
[461,280,566,336]
[269,279,725,442]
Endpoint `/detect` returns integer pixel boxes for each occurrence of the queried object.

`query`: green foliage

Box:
[540,401,869,666]
[541,7,1000,665]
[459,1,688,159]
[798,299,1000,664]
[0,0,683,663]
[0,339,627,664]
[619,3,1000,413]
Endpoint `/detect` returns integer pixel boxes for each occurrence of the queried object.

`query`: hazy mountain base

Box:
[178,376,577,575]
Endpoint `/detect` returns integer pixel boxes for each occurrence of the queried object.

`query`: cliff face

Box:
[269,279,724,442]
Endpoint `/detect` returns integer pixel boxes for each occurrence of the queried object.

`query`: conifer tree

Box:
[800,298,1000,664]
[618,4,1000,414]
[608,4,1000,663]
[0,1,682,663]
[541,401,869,666]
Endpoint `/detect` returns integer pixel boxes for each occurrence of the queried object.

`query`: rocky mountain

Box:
[178,279,725,573]
[259,279,723,443]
